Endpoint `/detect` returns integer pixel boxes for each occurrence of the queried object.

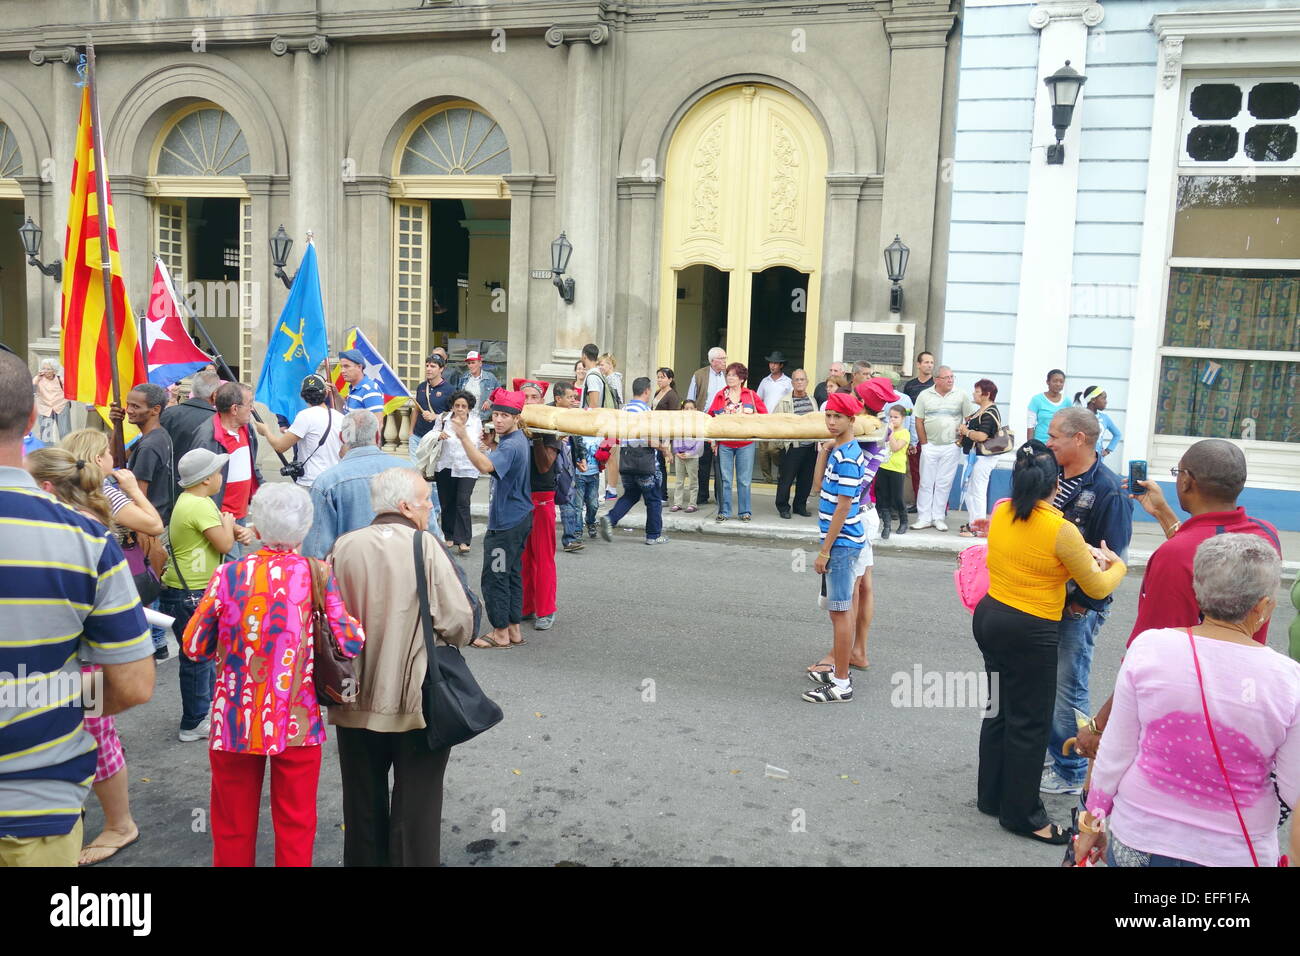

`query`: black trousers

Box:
[972,595,1058,834]
[875,468,906,515]
[480,515,530,629]
[337,726,451,867]
[434,470,476,546]
[775,444,817,511]
[696,441,722,504]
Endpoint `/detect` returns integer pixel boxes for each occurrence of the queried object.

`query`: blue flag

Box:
[255,242,328,421]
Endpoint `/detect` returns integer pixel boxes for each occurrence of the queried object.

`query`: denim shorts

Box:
[825,545,860,612]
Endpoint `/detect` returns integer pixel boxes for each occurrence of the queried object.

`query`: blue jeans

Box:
[1050,607,1106,785]
[1107,834,1205,868]
[717,443,755,518]
[560,491,584,546]
[149,597,167,652]
[159,586,215,731]
[608,473,663,540]
[575,472,599,528]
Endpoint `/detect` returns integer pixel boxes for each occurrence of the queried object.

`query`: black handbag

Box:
[619,444,658,477]
[413,530,502,751]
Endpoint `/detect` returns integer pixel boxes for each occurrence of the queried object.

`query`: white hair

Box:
[1193,534,1281,623]
[190,369,222,402]
[39,358,60,373]
[341,409,379,449]
[707,347,725,361]
[250,483,314,549]
[369,466,424,516]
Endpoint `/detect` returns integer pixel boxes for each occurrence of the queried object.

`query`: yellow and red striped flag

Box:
[59,84,144,408]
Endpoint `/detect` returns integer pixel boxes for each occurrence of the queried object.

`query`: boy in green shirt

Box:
[161,449,237,741]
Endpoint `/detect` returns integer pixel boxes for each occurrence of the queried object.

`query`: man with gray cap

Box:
[162,447,238,743]
[302,409,437,559]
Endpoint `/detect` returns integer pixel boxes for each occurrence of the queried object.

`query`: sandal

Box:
[457,544,471,555]
[670,505,682,512]
[79,829,140,866]
[685,506,698,514]
[471,636,511,649]
[740,514,751,522]
[1022,824,1069,846]
[959,524,976,538]
[716,514,728,522]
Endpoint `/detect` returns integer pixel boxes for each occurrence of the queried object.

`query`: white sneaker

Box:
[178,717,211,743]
[910,519,934,530]
[934,519,948,532]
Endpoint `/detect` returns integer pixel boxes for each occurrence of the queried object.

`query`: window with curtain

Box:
[1156,87,1299,447]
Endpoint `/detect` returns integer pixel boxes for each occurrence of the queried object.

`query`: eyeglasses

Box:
[1169,467,1190,478]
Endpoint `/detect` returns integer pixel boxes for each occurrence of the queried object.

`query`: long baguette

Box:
[520,405,884,441]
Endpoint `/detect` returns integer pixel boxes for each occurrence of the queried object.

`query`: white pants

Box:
[918,443,962,524]
[963,454,999,523]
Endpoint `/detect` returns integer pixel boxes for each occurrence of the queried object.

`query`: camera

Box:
[280,460,306,481]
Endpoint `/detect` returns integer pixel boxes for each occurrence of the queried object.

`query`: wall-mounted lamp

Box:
[269,224,298,289]
[18,217,62,283]
[883,234,909,314]
[1043,60,1087,165]
[550,231,575,305]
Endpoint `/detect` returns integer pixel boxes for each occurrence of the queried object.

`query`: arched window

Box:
[0,122,23,178]
[399,106,510,176]
[155,106,250,176]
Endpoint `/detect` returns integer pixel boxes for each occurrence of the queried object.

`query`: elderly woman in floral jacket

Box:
[183,482,364,867]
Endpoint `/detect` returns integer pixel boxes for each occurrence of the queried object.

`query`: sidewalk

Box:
[467,479,1300,579]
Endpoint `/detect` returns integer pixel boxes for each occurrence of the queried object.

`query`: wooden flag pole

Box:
[85,40,126,466]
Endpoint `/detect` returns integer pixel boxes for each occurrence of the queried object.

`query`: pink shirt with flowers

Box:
[182,548,364,755]
[1087,627,1300,866]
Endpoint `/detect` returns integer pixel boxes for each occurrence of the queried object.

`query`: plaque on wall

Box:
[842,332,906,368]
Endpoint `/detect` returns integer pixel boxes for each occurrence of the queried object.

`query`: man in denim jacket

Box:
[1043,406,1132,794]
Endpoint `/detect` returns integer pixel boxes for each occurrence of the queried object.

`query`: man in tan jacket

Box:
[328,466,477,867]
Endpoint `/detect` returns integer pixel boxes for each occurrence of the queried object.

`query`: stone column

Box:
[877,9,957,351]
[242,174,290,366]
[341,175,392,353]
[503,174,536,384]
[1008,1,1103,430]
[820,175,866,370]
[541,23,610,375]
[616,175,661,380]
[271,34,332,334]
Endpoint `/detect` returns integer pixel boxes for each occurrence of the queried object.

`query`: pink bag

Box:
[954,544,989,614]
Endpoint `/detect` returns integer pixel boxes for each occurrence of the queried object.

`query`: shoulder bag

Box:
[976,406,1014,457]
[309,557,358,706]
[413,529,502,750]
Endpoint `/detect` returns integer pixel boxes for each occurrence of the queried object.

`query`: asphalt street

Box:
[91,526,1296,867]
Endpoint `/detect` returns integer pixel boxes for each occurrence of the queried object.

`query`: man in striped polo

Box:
[0,348,155,866]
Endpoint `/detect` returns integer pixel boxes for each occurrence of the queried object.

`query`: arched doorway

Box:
[0,121,26,355]
[389,101,512,388]
[657,84,827,385]
[148,103,252,379]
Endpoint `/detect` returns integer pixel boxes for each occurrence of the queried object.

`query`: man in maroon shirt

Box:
[1074,438,1279,757]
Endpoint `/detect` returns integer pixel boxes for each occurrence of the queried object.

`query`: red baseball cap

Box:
[855,376,900,414]
[466,350,483,362]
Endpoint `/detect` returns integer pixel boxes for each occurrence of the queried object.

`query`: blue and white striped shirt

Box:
[819,440,867,550]
[345,375,385,414]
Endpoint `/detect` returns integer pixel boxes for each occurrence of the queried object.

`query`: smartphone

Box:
[1128,460,1148,494]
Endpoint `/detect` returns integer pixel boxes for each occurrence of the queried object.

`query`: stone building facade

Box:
[1,0,961,398]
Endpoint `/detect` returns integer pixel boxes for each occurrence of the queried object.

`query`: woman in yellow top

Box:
[972,440,1126,845]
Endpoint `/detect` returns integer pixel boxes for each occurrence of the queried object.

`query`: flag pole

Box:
[157,254,291,469]
[85,40,126,466]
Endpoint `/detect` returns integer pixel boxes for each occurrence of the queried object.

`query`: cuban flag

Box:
[144,258,212,387]
[330,326,412,415]
[1200,360,1223,387]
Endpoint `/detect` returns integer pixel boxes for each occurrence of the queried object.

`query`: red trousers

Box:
[522,491,557,618]
[209,745,322,867]
[908,448,921,498]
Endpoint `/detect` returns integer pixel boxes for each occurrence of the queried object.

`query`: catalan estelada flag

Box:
[331,326,412,416]
[60,84,145,408]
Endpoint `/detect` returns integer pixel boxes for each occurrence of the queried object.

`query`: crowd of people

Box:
[2,336,1298,870]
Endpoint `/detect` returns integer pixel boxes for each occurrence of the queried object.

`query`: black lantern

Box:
[269,224,296,289]
[550,231,575,304]
[1043,60,1087,165]
[883,234,909,314]
[19,217,61,282]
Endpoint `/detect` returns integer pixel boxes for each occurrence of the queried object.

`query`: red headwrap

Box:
[855,376,900,414]
[824,391,862,418]
[512,378,549,398]
[489,388,526,414]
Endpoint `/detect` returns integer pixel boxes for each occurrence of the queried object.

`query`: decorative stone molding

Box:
[1028,2,1104,31]
[544,24,610,47]
[341,174,392,198]
[1160,35,1183,90]
[882,11,957,49]
[825,174,868,201]
[270,34,330,56]
[616,175,662,199]
[108,174,150,199]
[11,174,47,200]
[240,173,291,197]
[28,46,77,66]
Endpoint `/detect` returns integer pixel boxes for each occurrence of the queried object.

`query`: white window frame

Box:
[1125,9,1300,492]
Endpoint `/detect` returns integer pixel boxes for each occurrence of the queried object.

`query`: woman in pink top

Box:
[183,482,364,867]
[1075,534,1300,866]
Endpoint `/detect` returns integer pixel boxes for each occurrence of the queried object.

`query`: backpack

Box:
[554,439,575,506]
[955,543,990,614]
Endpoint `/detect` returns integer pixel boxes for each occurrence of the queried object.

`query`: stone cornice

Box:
[1151,8,1300,40]
[341,174,392,198]
[881,9,957,49]
[826,174,869,199]
[27,45,77,66]
[109,174,150,197]
[270,34,330,56]
[616,175,662,198]
[240,173,290,197]
[1028,1,1104,31]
